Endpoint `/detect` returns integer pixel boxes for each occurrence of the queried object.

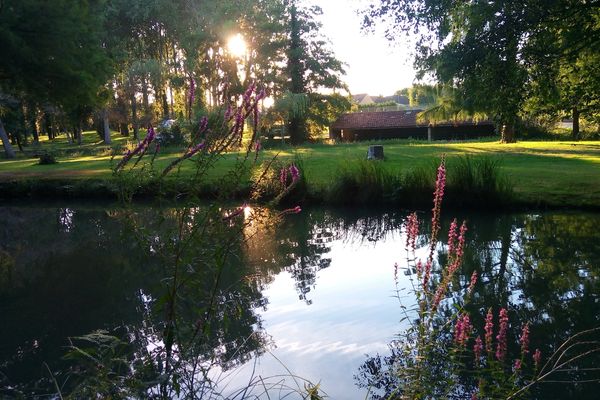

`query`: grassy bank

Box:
[1,133,599,209]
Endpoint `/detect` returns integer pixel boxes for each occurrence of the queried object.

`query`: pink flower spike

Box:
[405,212,419,251]
[280,167,288,186]
[520,323,530,355]
[468,271,478,294]
[484,308,494,354]
[496,308,509,361]
[533,348,542,367]
[448,218,458,255]
[289,164,300,182]
[474,336,483,364]
[514,359,522,371]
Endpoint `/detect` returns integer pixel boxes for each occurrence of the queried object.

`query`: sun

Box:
[227,34,247,58]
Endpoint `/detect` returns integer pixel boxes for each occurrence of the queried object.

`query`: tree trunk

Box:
[500,124,516,143]
[161,90,169,119]
[103,110,111,144]
[0,118,16,159]
[119,122,129,136]
[142,77,149,113]
[28,105,39,144]
[77,122,83,145]
[572,107,580,141]
[131,92,139,140]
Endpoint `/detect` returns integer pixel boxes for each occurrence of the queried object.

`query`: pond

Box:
[0,205,598,398]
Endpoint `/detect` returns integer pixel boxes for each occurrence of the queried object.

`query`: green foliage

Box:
[363,0,600,143]
[328,159,402,205]
[446,156,514,206]
[37,152,58,165]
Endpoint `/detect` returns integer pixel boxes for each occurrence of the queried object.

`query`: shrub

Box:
[38,152,58,165]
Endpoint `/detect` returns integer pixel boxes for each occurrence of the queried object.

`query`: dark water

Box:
[0,205,599,398]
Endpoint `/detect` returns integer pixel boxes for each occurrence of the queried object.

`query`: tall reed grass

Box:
[323,155,513,208]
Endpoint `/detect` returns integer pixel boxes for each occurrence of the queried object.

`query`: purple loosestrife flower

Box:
[454,313,472,347]
[533,348,542,368]
[513,359,522,371]
[423,260,432,291]
[468,271,478,294]
[115,125,156,171]
[278,206,302,217]
[429,158,446,263]
[289,164,300,182]
[280,167,288,187]
[520,323,530,355]
[496,308,509,361]
[485,308,494,354]
[474,336,483,364]
[448,218,458,255]
[405,212,419,251]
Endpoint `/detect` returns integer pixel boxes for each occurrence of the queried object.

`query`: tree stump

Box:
[367,145,384,160]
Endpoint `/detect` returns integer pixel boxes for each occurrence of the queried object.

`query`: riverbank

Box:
[1,139,599,209]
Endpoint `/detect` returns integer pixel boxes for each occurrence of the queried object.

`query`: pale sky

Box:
[305,0,418,96]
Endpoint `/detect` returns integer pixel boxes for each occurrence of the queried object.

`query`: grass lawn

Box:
[1,132,599,208]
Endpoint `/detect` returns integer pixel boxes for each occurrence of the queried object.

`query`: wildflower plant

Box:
[62,83,314,398]
[358,157,600,400]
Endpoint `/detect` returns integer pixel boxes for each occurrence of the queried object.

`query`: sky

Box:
[304,0,418,96]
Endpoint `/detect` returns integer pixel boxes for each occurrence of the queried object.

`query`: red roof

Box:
[331,110,491,130]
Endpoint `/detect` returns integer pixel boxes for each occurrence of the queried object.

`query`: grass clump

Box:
[446,155,513,207]
[327,158,401,205]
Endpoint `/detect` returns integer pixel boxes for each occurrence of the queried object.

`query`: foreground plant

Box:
[55,84,317,399]
[358,158,600,400]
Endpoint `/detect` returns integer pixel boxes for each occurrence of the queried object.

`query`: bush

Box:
[156,120,186,146]
[38,152,58,165]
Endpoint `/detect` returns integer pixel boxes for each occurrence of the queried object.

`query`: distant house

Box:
[352,93,375,105]
[371,94,410,105]
[330,110,495,141]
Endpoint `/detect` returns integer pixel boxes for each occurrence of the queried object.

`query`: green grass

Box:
[1,131,600,208]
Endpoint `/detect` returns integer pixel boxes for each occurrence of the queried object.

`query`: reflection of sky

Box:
[220,230,420,399]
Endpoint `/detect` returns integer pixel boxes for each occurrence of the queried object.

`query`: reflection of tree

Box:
[357,213,600,399]
[244,208,405,305]
[0,206,271,397]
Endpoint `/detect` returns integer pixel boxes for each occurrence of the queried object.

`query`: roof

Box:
[372,95,410,105]
[352,93,374,105]
[331,110,492,130]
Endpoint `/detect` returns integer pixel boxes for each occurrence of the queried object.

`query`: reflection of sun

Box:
[227,34,247,58]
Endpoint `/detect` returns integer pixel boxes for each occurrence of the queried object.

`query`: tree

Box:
[362,0,596,142]
[0,0,112,156]
[524,1,600,139]
[283,1,348,143]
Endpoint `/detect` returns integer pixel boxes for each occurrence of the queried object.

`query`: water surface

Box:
[0,205,598,398]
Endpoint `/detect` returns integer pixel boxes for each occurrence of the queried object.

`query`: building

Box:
[352,93,375,105]
[330,110,496,141]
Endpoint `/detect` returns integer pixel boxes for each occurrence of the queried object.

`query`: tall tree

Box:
[0,0,112,156]
[283,1,348,144]
[362,0,596,142]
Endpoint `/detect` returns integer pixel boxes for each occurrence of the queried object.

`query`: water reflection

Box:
[0,206,598,398]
